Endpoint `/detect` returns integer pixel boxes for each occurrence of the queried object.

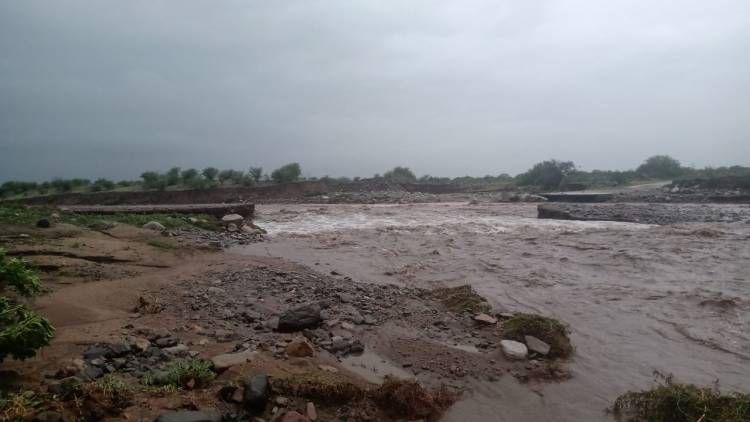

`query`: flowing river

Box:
[233,202,750,421]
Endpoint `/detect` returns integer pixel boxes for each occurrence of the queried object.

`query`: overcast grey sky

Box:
[1,0,749,181]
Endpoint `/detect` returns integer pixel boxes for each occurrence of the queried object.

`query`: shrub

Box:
[165,167,181,186]
[89,178,115,192]
[636,155,683,179]
[613,374,750,422]
[248,167,263,183]
[271,163,301,184]
[140,171,167,190]
[383,166,417,183]
[0,249,55,362]
[516,160,576,190]
[502,313,572,358]
[375,376,455,419]
[201,167,219,181]
[180,168,199,183]
[143,358,215,389]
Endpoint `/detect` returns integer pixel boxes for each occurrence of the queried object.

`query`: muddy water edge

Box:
[231,202,750,422]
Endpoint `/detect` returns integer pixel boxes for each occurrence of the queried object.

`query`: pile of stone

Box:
[48,333,195,391]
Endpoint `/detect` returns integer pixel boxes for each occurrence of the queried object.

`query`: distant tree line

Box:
[0,162,301,197]
[3,156,750,198]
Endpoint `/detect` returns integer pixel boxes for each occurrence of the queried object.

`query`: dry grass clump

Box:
[432,285,491,313]
[502,313,572,358]
[270,371,366,404]
[374,376,456,420]
[613,375,750,422]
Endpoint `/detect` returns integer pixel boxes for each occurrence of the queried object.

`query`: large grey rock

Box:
[142,221,166,231]
[524,335,551,356]
[221,214,244,225]
[500,339,528,360]
[277,303,322,332]
[211,349,257,372]
[243,374,269,413]
[155,409,221,422]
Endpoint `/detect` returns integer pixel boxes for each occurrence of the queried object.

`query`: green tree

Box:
[202,167,219,181]
[270,163,301,184]
[636,155,683,179]
[516,160,576,190]
[0,249,55,362]
[383,166,417,183]
[248,167,263,183]
[140,171,167,190]
[180,168,199,183]
[166,167,182,186]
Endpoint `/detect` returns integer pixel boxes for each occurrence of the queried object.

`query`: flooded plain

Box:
[234,202,750,421]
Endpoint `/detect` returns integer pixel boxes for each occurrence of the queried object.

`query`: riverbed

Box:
[233,202,750,421]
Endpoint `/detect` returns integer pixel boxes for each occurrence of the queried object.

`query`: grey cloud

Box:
[1,0,748,181]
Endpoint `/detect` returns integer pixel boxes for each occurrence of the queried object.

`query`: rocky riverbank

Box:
[537,203,750,225]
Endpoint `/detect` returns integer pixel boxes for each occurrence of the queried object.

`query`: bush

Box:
[248,167,263,183]
[383,166,417,183]
[613,374,750,422]
[0,249,55,362]
[201,167,219,181]
[140,172,167,191]
[180,168,199,183]
[89,178,115,192]
[0,181,39,198]
[143,358,215,389]
[165,167,181,186]
[502,313,572,358]
[516,160,576,191]
[636,155,683,179]
[271,163,301,184]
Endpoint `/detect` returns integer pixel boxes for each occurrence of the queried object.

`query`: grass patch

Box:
[432,285,491,313]
[502,313,572,358]
[0,206,50,227]
[613,375,750,422]
[270,371,366,404]
[375,376,456,420]
[145,239,178,250]
[0,205,219,231]
[142,358,215,389]
[64,213,217,231]
[0,391,45,421]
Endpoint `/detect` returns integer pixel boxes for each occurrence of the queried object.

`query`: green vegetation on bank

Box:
[0,249,55,362]
[0,204,218,231]
[612,374,750,422]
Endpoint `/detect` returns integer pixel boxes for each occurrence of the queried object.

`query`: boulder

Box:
[500,340,528,360]
[474,313,498,325]
[277,303,322,332]
[155,409,222,422]
[221,214,244,225]
[227,223,238,232]
[142,221,166,231]
[243,374,269,413]
[286,336,315,357]
[306,402,317,421]
[524,335,551,356]
[211,349,257,372]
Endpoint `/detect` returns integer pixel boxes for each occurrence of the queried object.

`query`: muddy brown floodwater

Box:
[230,202,750,422]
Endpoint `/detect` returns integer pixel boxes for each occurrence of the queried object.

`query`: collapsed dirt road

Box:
[235,202,750,421]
